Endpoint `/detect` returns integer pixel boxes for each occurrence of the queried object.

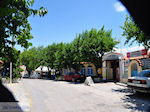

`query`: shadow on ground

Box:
[112,87,150,112]
[0,80,23,112]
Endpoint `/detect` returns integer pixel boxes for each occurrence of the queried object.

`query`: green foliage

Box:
[121,15,150,50]
[20,26,118,74]
[53,43,65,70]
[45,43,61,69]
[1,48,22,79]
[20,47,42,71]
[13,67,23,79]
[0,0,48,64]
[71,26,119,69]
[0,0,47,79]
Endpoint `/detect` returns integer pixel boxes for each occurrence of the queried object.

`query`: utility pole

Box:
[10,36,14,84]
[10,62,12,84]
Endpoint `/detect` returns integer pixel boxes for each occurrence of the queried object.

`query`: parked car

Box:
[22,74,30,78]
[30,72,41,79]
[63,72,85,82]
[127,69,150,93]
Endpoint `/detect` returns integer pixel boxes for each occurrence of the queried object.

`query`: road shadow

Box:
[112,87,133,93]
[123,93,150,112]
[0,80,23,112]
[112,87,150,112]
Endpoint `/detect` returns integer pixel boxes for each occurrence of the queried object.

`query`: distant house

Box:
[80,62,97,76]
[62,62,97,76]
[35,66,51,76]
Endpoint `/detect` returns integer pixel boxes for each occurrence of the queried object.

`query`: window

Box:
[81,68,86,75]
[88,66,93,76]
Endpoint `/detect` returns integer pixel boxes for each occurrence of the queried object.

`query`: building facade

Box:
[122,49,150,83]
[62,62,97,76]
[102,52,124,81]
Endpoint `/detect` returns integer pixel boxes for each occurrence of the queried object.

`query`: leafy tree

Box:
[72,26,119,73]
[0,0,47,65]
[54,43,65,71]
[20,47,40,74]
[63,43,74,69]
[121,15,150,50]
[21,27,118,76]
[71,35,84,71]
[1,48,21,78]
[0,0,47,78]
[45,43,60,69]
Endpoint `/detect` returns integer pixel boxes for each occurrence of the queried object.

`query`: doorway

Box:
[111,60,119,81]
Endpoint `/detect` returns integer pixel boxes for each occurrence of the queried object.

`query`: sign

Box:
[127,49,147,58]
[106,55,119,60]
[97,68,102,74]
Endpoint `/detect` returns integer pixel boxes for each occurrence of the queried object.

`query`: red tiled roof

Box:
[123,55,150,60]
[80,62,93,64]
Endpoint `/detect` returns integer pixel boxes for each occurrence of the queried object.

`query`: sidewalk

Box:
[4,80,31,112]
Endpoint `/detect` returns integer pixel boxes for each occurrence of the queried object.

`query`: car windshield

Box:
[138,70,150,77]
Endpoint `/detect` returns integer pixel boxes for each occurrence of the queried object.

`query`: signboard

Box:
[127,49,147,58]
[106,55,119,60]
[97,68,102,74]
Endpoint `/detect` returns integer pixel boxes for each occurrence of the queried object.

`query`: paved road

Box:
[22,79,150,112]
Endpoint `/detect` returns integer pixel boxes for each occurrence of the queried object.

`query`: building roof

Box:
[80,62,93,64]
[123,55,150,60]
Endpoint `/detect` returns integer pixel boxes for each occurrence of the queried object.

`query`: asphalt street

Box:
[22,79,150,112]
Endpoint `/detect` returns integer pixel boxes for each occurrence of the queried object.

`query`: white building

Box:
[102,52,124,82]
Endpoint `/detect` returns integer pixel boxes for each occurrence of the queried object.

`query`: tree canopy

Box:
[0,0,47,78]
[20,26,119,75]
[71,26,119,70]
[0,0,48,61]
[121,15,150,50]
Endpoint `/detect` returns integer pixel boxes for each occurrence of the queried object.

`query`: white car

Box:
[22,74,30,78]
[127,69,150,93]
[30,72,41,79]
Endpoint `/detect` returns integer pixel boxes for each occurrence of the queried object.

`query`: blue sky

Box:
[18,0,144,54]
